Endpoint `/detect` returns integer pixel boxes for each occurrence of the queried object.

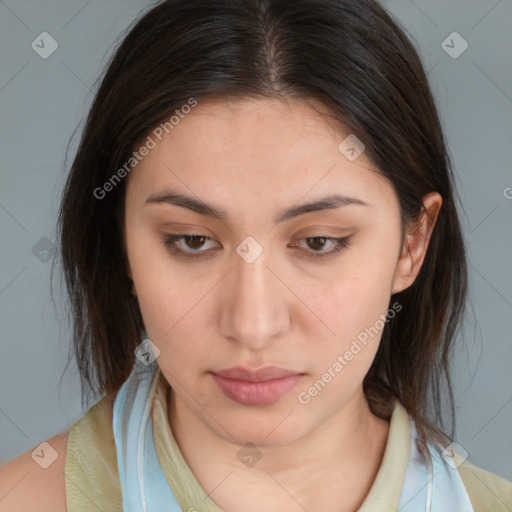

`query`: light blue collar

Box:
[113,361,474,512]
[113,361,181,511]
[398,418,474,511]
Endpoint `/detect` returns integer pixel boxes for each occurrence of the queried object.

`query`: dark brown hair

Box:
[55,0,469,461]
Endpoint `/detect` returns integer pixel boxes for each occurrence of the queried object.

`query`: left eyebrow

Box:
[144,190,372,225]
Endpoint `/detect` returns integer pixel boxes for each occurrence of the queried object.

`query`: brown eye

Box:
[297,236,351,258]
[161,233,219,258]
[182,235,208,250]
[305,237,329,251]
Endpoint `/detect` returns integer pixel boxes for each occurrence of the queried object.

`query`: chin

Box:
[209,406,308,447]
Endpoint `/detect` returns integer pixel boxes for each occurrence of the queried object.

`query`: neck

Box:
[167,386,390,511]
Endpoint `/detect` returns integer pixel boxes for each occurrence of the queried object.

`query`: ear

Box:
[391,192,442,294]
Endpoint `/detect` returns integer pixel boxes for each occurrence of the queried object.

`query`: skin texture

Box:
[124,97,442,511]
[0,431,68,512]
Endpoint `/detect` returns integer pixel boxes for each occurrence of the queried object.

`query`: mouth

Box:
[211,366,305,405]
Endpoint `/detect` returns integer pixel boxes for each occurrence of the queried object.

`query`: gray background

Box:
[0,0,511,483]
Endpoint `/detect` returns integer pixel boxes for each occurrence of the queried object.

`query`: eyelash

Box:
[161,233,350,259]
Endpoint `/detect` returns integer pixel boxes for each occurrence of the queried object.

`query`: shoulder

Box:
[0,430,69,512]
[458,459,512,511]
[0,393,122,512]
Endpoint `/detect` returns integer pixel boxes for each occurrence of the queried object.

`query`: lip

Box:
[211,366,304,405]
[214,365,301,382]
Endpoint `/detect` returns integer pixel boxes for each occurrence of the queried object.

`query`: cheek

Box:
[295,278,390,408]
[129,260,214,373]
[126,225,191,331]
[303,268,393,335]
[136,277,203,345]
[297,267,394,371]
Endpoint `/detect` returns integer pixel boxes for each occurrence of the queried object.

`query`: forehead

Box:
[126,97,396,212]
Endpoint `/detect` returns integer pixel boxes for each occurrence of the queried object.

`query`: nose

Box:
[218,243,290,351]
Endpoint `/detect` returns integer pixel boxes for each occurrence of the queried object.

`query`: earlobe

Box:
[391,192,442,294]
[391,240,414,294]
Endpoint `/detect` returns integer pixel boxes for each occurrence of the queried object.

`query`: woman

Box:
[1,0,510,510]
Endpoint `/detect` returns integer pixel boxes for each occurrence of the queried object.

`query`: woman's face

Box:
[124,97,412,447]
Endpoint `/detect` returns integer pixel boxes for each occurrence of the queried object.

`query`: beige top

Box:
[65,368,512,511]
